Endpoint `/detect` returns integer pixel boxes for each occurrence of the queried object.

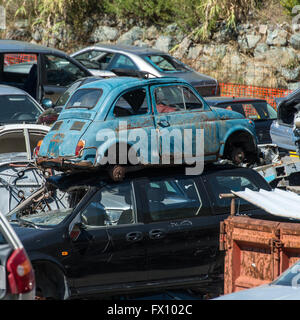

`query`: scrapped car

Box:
[0,209,35,300]
[71,44,219,97]
[205,97,277,144]
[0,123,49,214]
[36,76,258,177]
[0,40,92,103]
[37,76,103,125]
[215,259,300,300]
[7,165,277,299]
[270,87,300,153]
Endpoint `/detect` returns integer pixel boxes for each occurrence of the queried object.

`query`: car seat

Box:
[117,192,135,225]
[147,187,167,221]
[24,64,37,99]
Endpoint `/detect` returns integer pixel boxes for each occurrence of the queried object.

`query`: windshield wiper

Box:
[10,216,38,229]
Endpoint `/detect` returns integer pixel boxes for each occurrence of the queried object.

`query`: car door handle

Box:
[149,229,165,240]
[157,120,170,127]
[45,91,55,95]
[126,231,143,242]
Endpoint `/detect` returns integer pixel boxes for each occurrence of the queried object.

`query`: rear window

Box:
[144,55,190,73]
[216,101,277,120]
[66,88,102,109]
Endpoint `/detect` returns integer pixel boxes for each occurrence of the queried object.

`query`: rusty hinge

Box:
[219,221,227,251]
[269,238,283,252]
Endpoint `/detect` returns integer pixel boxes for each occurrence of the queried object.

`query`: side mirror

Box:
[41,98,53,109]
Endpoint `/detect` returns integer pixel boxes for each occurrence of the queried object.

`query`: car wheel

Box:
[230,147,245,165]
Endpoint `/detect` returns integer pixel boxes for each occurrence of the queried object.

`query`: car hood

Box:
[160,70,217,86]
[215,284,300,300]
[12,224,48,241]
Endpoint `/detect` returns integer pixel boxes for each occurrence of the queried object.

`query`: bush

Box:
[280,0,300,14]
[6,0,262,41]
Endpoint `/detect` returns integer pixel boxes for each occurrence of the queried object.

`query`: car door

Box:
[105,86,158,165]
[134,175,219,281]
[270,121,296,151]
[41,54,89,103]
[69,181,147,291]
[150,84,220,164]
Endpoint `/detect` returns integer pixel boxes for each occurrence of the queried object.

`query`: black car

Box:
[205,97,278,144]
[7,165,279,299]
[0,40,92,103]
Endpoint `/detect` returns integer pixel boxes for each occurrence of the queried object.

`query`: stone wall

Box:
[4,17,300,90]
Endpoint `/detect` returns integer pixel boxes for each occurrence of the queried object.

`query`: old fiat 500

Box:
[36,76,258,177]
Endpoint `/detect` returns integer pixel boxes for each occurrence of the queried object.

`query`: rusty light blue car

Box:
[36,76,258,172]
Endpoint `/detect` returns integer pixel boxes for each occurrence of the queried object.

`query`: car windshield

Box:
[66,88,102,109]
[215,101,277,120]
[11,186,89,227]
[144,54,191,73]
[0,94,42,123]
[272,259,300,287]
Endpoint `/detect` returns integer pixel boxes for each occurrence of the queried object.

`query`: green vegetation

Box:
[280,0,300,14]
[3,0,283,41]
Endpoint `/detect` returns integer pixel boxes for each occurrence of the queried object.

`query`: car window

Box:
[55,79,83,107]
[141,178,203,222]
[3,53,37,74]
[0,94,42,123]
[44,54,87,87]
[216,101,277,120]
[154,85,202,113]
[145,55,190,72]
[81,182,136,226]
[113,88,148,117]
[272,259,300,287]
[109,54,137,70]
[66,88,102,109]
[206,174,261,214]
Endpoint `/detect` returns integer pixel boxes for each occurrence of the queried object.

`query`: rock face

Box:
[9,17,300,89]
[90,26,119,43]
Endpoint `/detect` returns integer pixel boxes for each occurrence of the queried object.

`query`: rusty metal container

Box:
[220,215,300,294]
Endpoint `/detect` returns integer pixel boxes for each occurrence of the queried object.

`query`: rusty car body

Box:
[36,76,258,173]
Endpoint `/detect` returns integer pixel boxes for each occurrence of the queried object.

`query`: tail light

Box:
[34,139,43,157]
[75,140,85,157]
[6,248,35,294]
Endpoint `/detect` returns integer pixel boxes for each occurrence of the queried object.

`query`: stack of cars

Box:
[1,39,296,300]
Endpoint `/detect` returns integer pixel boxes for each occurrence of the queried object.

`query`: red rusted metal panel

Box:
[220,216,283,294]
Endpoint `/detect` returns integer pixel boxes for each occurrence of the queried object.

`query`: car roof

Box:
[83,43,167,56]
[46,164,267,191]
[80,75,188,90]
[0,84,28,96]
[0,40,69,56]
[205,96,267,106]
